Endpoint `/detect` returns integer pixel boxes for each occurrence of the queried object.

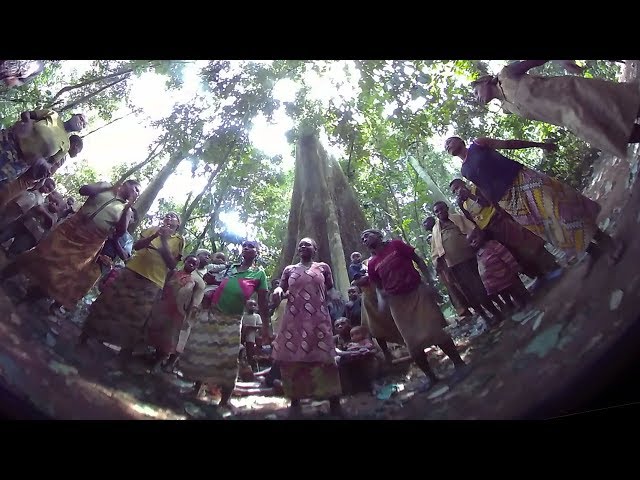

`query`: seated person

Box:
[335,325,381,394]
[0,190,63,258]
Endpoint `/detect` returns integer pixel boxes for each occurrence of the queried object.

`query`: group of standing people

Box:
[0,59,636,419]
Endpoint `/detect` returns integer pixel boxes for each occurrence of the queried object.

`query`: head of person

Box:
[271,278,280,290]
[470,75,499,105]
[433,201,450,222]
[212,252,226,265]
[68,135,83,158]
[245,299,257,314]
[117,179,141,203]
[347,285,360,301]
[46,191,64,214]
[444,136,467,157]
[350,325,369,343]
[66,197,75,207]
[350,251,362,264]
[422,215,436,232]
[40,177,55,195]
[360,228,384,250]
[161,211,181,232]
[195,249,211,268]
[183,255,199,274]
[449,178,471,201]
[241,240,260,265]
[334,317,351,337]
[297,237,318,262]
[467,228,486,250]
[65,113,88,133]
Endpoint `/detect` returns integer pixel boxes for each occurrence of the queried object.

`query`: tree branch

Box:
[58,75,129,113]
[116,134,167,185]
[47,67,135,107]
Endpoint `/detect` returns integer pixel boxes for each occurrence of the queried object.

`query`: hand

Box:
[157,226,172,238]
[98,255,113,268]
[542,142,558,152]
[29,158,51,180]
[272,286,284,304]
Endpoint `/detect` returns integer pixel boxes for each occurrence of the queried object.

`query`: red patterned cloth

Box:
[476,240,521,295]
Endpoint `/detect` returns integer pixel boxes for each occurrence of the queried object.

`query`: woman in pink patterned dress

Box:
[271,237,342,418]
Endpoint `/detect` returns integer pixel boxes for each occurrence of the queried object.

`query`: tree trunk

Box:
[177,161,226,235]
[128,152,185,233]
[620,60,640,82]
[116,136,166,185]
[274,133,368,297]
[407,155,449,204]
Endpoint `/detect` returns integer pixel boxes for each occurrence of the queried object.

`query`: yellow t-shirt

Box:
[126,227,184,289]
[463,185,496,230]
[17,110,70,161]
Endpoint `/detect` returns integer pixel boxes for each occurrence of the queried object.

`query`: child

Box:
[468,228,531,312]
[336,325,380,394]
[348,251,367,281]
[203,251,229,293]
[345,325,377,354]
[344,286,362,327]
[0,190,63,258]
[147,254,206,374]
[0,177,55,229]
[333,317,352,350]
[241,299,262,371]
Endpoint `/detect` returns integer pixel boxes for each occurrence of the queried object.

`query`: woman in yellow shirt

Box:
[0,109,85,183]
[81,212,184,369]
[0,180,140,312]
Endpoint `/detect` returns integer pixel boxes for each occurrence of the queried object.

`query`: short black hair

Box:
[433,200,448,210]
[69,134,83,149]
[449,178,465,187]
[184,254,198,263]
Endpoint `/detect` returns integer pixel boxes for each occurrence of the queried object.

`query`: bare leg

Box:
[329,397,343,417]
[151,351,168,374]
[498,293,515,310]
[377,338,393,364]
[411,349,440,384]
[164,353,179,372]
[219,386,233,406]
[506,280,531,310]
[288,398,303,418]
[245,341,258,371]
[193,381,205,398]
[437,338,466,368]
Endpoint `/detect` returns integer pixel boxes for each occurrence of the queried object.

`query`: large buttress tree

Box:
[275,132,368,295]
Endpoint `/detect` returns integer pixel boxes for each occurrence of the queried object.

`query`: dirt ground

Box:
[1,146,639,420]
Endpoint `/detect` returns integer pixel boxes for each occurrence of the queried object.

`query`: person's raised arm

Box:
[79,181,114,198]
[113,205,133,239]
[157,231,179,270]
[133,228,159,251]
[411,251,436,287]
[474,137,557,152]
